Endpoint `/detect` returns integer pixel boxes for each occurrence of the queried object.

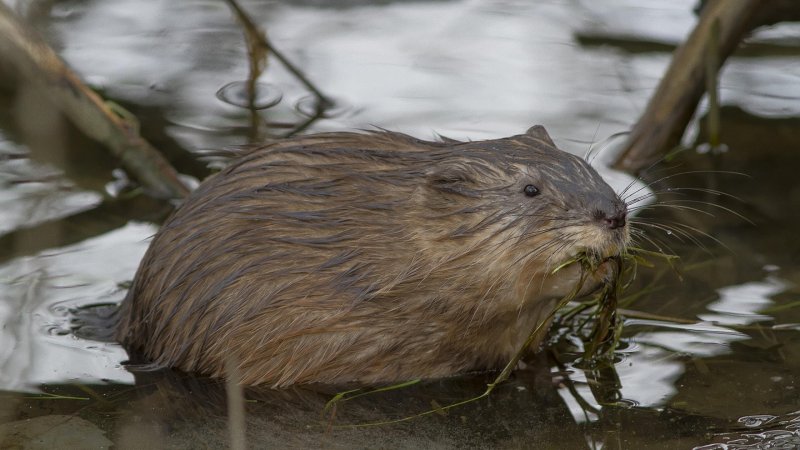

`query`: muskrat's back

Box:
[117,126,629,387]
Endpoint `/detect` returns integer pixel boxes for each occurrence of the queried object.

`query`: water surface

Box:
[1,0,799,448]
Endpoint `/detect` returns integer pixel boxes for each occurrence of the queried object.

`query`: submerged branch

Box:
[0,4,189,199]
[613,0,767,173]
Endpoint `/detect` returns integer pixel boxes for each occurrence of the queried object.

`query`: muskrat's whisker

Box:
[537,233,582,281]
[529,240,583,308]
[617,161,669,201]
[631,229,660,246]
[624,173,746,206]
[513,213,576,220]
[653,199,753,224]
[519,234,581,315]
[617,155,681,199]
[658,219,732,253]
[629,202,717,218]
[463,234,546,327]
[543,235,580,270]
[632,218,711,253]
[476,220,575,262]
[625,192,657,208]
[651,187,746,202]
[535,237,576,278]
[452,226,545,273]
[625,187,656,205]
[627,187,741,211]
[638,219,712,253]
[473,230,578,329]
[513,230,575,266]
[628,227,670,253]
[631,217,720,256]
[631,199,752,232]
[630,219,691,245]
[582,124,616,166]
[617,151,685,199]
[622,170,749,203]
[478,230,572,304]
[619,176,643,200]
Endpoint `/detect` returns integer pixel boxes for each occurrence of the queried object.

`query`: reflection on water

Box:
[1,0,799,448]
[216,81,284,110]
[696,410,800,450]
[700,278,786,326]
[0,224,152,390]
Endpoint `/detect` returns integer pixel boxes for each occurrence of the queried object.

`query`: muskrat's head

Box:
[418,126,629,276]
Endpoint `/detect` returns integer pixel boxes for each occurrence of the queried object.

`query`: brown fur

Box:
[116,126,629,387]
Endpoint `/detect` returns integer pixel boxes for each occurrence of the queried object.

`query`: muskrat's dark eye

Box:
[523,184,540,197]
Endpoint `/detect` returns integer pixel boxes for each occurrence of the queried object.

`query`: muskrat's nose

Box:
[602,210,627,230]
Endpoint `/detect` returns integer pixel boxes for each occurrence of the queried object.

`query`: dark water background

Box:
[1,0,800,448]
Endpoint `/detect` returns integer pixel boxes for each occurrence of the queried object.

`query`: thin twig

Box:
[224,0,331,107]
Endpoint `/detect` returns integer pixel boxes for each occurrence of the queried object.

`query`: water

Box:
[1,0,800,448]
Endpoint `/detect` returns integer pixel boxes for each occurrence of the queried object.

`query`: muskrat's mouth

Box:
[571,237,626,264]
[591,244,625,262]
[552,246,613,275]
[548,241,623,281]
[556,222,629,267]
[577,253,624,296]
[587,226,630,262]
[564,239,626,283]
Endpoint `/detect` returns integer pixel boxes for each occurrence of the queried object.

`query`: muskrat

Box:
[116,125,629,388]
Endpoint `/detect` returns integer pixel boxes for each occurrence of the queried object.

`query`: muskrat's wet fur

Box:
[116,126,629,387]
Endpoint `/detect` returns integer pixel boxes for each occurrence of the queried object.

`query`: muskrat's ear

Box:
[525,125,556,147]
[427,163,479,197]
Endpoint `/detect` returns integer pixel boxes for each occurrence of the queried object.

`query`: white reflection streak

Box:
[0,224,155,390]
[617,276,787,407]
[0,263,43,390]
[698,277,786,326]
